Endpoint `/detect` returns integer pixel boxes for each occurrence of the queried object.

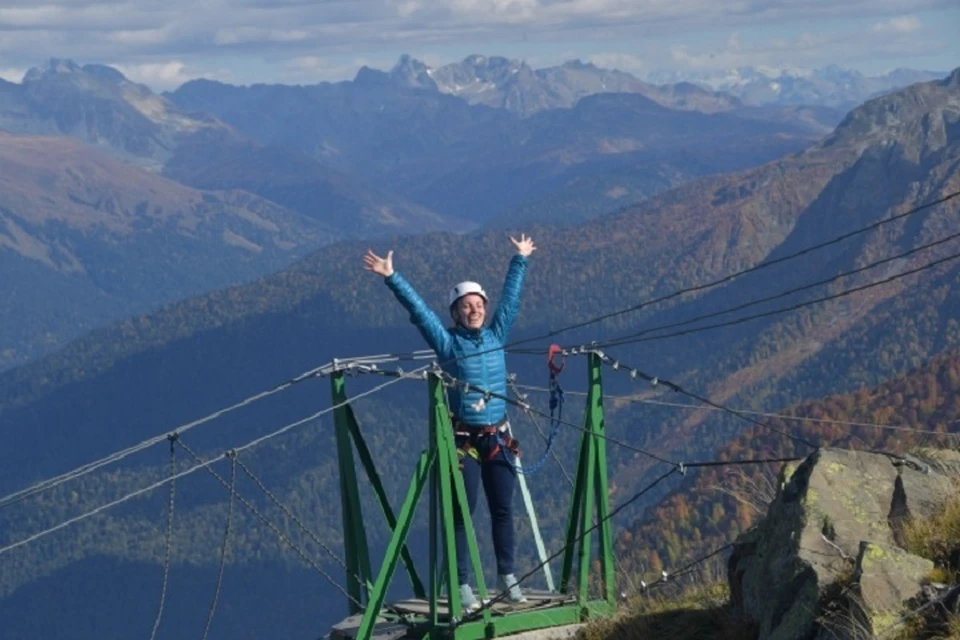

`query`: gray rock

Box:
[729,448,957,640]
[851,541,933,636]
[889,449,960,544]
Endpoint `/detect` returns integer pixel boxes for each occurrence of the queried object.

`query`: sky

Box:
[0,0,957,91]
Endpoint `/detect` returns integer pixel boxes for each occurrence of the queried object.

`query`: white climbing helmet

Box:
[448,281,488,307]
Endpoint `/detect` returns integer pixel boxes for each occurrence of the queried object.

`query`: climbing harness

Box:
[453,416,519,467]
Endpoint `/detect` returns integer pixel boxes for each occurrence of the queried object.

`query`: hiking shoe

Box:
[499,573,527,604]
[460,584,481,612]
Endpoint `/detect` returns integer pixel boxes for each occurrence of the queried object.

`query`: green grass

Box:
[576,582,755,640]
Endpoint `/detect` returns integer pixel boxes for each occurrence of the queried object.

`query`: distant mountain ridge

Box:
[646,64,949,109]
[1,57,837,231]
[0,55,831,372]
[385,53,741,115]
[0,58,223,172]
[0,59,471,371]
[0,59,462,238]
[168,74,826,224]
[0,130,329,370]
[381,54,945,115]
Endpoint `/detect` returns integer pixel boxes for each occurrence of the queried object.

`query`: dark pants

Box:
[453,443,517,585]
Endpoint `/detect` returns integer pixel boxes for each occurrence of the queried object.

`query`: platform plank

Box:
[386,589,573,618]
[328,614,409,640]
[328,590,579,638]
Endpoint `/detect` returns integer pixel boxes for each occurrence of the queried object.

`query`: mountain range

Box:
[2,67,956,488]
[1,57,958,638]
[1,56,845,369]
[165,73,829,223]
[386,54,742,116]
[0,59,459,236]
[377,55,947,115]
[0,69,957,639]
[0,130,334,370]
[3,57,844,233]
[647,64,948,110]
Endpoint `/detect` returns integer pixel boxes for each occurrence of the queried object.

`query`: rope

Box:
[174,441,366,612]
[504,190,960,349]
[200,454,236,640]
[458,466,680,625]
[597,352,951,472]
[434,369,679,467]
[231,364,430,455]
[589,228,960,349]
[0,365,429,557]
[683,457,803,469]
[148,435,178,640]
[0,359,340,511]
[508,377,655,598]
[513,384,960,441]
[594,351,820,451]
[233,456,354,576]
[350,366,816,472]
[507,378,574,486]
[595,250,960,350]
[12,192,954,513]
[499,348,566,475]
[0,452,215,557]
[641,542,735,591]
[357,364,679,466]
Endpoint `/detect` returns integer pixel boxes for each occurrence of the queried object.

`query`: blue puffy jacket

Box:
[385,255,528,426]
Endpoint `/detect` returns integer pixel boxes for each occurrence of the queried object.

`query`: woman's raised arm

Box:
[363,249,453,357]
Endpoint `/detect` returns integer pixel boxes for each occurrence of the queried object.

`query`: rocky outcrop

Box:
[728,448,960,639]
[848,541,933,634]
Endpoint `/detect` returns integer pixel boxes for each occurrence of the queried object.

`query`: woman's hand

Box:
[363,249,395,277]
[510,234,536,257]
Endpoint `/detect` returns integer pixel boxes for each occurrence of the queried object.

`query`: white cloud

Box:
[111,60,215,90]
[444,0,541,23]
[0,0,952,84]
[409,51,449,68]
[0,5,71,27]
[0,3,162,30]
[213,27,312,46]
[871,15,922,33]
[586,53,646,75]
[0,67,27,83]
[395,0,423,19]
[281,55,395,83]
[661,22,946,75]
[0,0,949,55]
[107,28,173,47]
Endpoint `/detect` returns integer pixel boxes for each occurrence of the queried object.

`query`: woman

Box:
[363,234,536,611]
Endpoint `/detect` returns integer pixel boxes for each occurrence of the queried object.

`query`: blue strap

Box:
[501,373,563,475]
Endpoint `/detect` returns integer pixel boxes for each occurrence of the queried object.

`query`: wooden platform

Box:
[328,590,577,639]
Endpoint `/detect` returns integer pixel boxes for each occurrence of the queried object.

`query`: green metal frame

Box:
[334,353,616,639]
[559,352,617,607]
[331,373,426,613]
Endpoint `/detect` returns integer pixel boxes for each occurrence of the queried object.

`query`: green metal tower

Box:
[329,352,616,639]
